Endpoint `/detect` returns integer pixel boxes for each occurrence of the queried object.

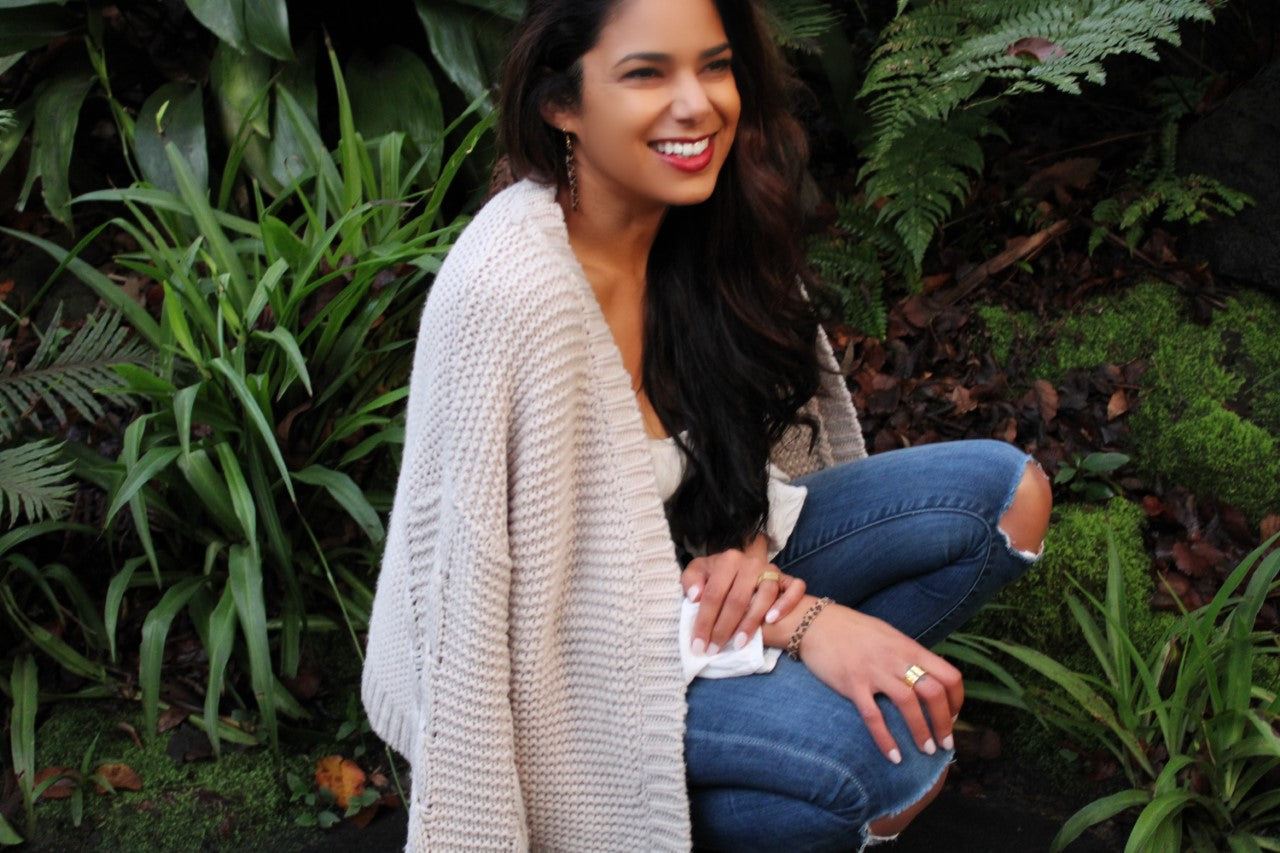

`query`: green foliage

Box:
[1089,90,1253,253]
[857,0,1214,263]
[0,439,74,527]
[971,499,1174,667]
[0,0,509,226]
[1035,280,1280,521]
[0,307,148,440]
[951,535,1280,852]
[1054,451,1131,502]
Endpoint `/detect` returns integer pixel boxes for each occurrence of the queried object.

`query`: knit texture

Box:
[362,179,865,851]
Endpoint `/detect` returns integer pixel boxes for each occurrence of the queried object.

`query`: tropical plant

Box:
[0,0,515,227]
[945,534,1280,852]
[802,0,1226,334]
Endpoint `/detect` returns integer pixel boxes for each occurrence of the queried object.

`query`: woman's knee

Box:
[998,459,1051,558]
[866,764,949,838]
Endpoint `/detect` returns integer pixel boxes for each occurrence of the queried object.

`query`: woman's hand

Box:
[680,542,806,656]
[793,600,963,764]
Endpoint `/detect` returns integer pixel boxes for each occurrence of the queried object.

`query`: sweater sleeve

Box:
[362,241,529,850]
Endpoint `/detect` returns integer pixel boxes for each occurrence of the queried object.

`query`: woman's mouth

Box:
[649,135,715,173]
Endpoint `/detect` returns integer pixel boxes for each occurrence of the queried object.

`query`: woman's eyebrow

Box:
[613,42,732,68]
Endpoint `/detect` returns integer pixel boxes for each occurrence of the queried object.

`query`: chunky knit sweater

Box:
[361,179,866,851]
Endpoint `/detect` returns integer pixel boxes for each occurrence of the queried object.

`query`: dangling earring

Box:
[564,130,580,211]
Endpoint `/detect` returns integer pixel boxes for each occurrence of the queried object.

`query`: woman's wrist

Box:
[763,593,821,649]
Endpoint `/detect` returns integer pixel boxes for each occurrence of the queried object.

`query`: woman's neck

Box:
[558,185,665,301]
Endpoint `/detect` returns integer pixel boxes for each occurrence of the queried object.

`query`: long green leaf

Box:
[228,543,277,751]
[0,6,77,61]
[1050,788,1149,853]
[208,357,295,502]
[134,82,208,195]
[139,576,206,740]
[182,0,246,51]
[33,70,94,225]
[293,464,384,544]
[243,0,291,60]
[104,445,180,527]
[165,142,251,310]
[203,582,238,758]
[103,556,144,663]
[1125,790,1199,853]
[1,586,106,681]
[0,227,161,347]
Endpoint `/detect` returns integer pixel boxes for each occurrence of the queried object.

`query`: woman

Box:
[362,0,1052,849]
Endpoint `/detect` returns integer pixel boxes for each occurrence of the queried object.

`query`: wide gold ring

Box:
[754,570,781,589]
[903,664,928,689]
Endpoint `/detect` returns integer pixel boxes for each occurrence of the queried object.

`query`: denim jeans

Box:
[685,439,1040,852]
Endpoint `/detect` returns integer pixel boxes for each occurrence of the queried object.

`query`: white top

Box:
[647,435,805,682]
[361,179,867,850]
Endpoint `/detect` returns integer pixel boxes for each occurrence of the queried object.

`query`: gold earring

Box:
[564,131,579,211]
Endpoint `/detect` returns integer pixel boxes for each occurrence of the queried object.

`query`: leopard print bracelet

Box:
[786,596,833,661]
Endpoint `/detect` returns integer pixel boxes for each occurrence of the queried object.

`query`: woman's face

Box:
[548,0,741,214]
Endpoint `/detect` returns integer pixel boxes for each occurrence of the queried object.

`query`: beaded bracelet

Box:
[786,596,833,661]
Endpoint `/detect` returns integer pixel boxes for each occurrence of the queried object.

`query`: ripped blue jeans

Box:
[685,439,1041,852]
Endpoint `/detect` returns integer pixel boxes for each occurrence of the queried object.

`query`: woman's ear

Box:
[539,99,578,137]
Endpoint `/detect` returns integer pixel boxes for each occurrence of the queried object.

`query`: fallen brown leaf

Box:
[94,763,143,794]
[1034,380,1060,423]
[349,803,380,829]
[315,756,365,810]
[1261,515,1280,541]
[1006,36,1067,63]
[34,767,77,799]
[157,706,187,734]
[1106,388,1129,420]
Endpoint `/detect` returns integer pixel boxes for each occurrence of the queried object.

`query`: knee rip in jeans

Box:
[997,459,1051,561]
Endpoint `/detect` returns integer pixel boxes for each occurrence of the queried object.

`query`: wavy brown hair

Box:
[499,0,823,552]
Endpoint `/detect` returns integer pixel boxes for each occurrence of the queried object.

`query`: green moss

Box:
[970,499,1173,665]
[1031,279,1280,522]
[974,304,1036,365]
[27,702,318,852]
[1038,280,1185,381]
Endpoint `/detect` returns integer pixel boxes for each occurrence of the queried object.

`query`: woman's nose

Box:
[670,71,713,121]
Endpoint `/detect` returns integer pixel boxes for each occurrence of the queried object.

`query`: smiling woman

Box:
[361,0,1050,850]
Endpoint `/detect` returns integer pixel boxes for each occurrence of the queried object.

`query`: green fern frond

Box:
[0,307,151,439]
[858,0,1215,271]
[862,111,999,264]
[0,439,75,527]
[764,0,842,52]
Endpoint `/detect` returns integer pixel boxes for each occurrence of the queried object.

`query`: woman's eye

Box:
[705,58,733,73]
[623,67,661,80]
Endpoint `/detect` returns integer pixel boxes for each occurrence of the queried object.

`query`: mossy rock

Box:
[978,281,1280,521]
[969,498,1174,668]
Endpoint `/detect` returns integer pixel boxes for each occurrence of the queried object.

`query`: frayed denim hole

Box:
[996,456,1047,562]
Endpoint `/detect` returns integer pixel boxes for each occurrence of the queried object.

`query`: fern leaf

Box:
[0,309,151,439]
[0,439,75,527]
[764,0,842,52]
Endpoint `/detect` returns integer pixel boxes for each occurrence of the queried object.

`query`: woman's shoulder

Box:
[434,179,578,301]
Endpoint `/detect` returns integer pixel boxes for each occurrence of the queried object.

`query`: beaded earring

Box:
[564,131,579,211]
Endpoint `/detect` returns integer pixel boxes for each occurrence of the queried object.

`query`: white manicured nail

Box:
[687,585,701,601]
[765,608,780,624]
[691,638,705,656]
[733,632,748,650]
[707,643,721,656]
[888,749,902,765]
[942,734,954,751]
[923,738,937,755]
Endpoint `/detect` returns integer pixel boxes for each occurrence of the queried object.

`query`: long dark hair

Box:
[500,0,822,553]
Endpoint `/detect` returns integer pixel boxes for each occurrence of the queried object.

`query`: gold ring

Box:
[754,570,781,589]
[903,665,928,688]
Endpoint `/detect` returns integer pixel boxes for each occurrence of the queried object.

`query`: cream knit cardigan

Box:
[362,179,866,851]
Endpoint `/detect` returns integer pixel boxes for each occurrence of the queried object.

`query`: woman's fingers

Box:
[766,574,806,624]
[680,560,709,602]
[851,692,902,764]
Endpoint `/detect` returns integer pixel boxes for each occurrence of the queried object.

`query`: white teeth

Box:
[653,137,710,158]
